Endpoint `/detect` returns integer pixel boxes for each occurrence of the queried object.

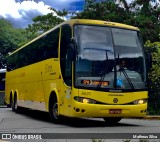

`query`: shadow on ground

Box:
[7,107,139,128]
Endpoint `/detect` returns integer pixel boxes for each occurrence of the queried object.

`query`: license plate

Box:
[109,109,122,114]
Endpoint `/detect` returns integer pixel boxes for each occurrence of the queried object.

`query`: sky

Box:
[0,0,85,28]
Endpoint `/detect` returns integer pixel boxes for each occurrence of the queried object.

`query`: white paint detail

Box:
[17,100,46,112]
[66,88,71,99]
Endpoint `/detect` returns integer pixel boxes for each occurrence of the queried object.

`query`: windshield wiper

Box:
[118,67,135,89]
[97,51,110,88]
[116,53,134,90]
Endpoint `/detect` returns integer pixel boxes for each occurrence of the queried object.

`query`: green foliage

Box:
[74,0,130,24]
[139,139,149,142]
[0,18,28,68]
[123,140,131,142]
[145,41,160,114]
[92,139,104,142]
[25,8,67,36]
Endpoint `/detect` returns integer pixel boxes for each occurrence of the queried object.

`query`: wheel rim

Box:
[52,102,58,119]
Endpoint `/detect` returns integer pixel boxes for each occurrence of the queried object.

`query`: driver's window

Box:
[60,25,72,86]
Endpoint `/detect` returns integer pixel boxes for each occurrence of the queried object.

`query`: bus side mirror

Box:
[145,51,152,69]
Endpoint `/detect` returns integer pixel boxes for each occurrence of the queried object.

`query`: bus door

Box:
[60,24,72,115]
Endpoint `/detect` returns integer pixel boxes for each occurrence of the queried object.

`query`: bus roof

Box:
[64,19,139,31]
[9,19,139,56]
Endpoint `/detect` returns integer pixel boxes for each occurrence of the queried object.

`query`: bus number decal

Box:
[45,64,53,73]
[81,91,91,96]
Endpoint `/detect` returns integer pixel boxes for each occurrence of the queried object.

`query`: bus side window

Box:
[7,52,19,71]
[60,25,72,86]
[39,29,59,60]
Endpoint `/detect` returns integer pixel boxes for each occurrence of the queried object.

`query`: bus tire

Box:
[103,117,122,126]
[14,95,18,113]
[12,95,21,113]
[10,95,15,112]
[49,97,61,123]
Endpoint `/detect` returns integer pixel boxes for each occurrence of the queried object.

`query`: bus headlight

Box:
[74,97,96,104]
[133,99,147,105]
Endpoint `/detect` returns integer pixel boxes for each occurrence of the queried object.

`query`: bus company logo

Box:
[2,134,11,139]
[113,98,118,103]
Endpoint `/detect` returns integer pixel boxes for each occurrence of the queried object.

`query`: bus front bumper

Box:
[70,101,147,118]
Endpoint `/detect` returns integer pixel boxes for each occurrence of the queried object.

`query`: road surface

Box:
[0,106,160,142]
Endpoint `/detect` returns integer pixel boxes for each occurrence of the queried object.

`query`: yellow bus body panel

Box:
[5,59,61,111]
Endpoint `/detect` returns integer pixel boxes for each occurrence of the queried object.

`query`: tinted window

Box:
[7,52,19,71]
[7,28,60,70]
[60,25,72,86]
[30,28,59,64]
[0,72,5,91]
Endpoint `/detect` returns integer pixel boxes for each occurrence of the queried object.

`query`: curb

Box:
[144,115,160,120]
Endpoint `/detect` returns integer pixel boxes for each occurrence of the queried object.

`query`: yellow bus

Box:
[5,19,150,125]
[0,69,6,105]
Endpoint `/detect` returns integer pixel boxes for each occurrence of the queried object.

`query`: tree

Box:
[118,0,130,12]
[75,0,131,23]
[129,0,160,42]
[145,41,160,114]
[25,8,68,35]
[0,18,27,68]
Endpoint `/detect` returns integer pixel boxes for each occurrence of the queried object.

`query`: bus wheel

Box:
[11,96,16,112]
[14,96,19,113]
[49,99,61,123]
[103,117,122,126]
[12,95,20,113]
[11,96,15,112]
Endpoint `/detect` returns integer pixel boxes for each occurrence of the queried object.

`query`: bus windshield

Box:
[74,25,146,90]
